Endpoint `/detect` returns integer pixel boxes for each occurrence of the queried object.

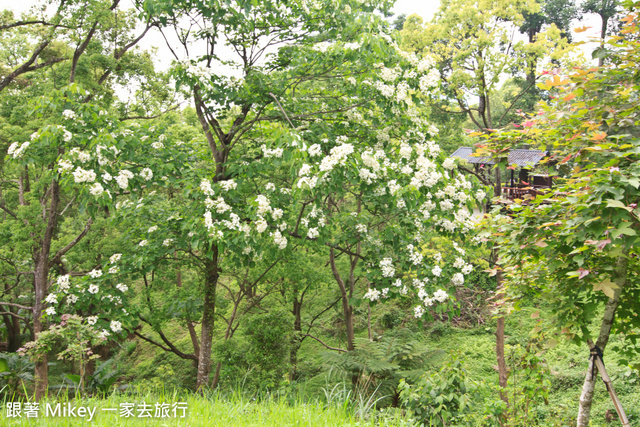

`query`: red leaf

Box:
[596,239,611,250]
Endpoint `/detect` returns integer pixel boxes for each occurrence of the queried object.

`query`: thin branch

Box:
[496,79,536,127]
[0,301,32,310]
[50,218,93,265]
[119,105,180,121]
[458,165,492,186]
[300,333,346,352]
[0,203,18,219]
[0,311,27,320]
[268,93,294,127]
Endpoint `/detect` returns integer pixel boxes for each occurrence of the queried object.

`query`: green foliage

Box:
[0,352,34,398]
[398,351,482,426]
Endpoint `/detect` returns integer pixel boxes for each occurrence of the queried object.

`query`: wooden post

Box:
[588,341,630,427]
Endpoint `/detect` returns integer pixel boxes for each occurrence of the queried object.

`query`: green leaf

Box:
[593,279,619,299]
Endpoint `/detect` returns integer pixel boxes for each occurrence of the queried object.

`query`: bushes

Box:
[398,352,487,426]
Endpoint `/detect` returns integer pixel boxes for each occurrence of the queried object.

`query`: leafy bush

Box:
[398,352,481,426]
[0,352,33,398]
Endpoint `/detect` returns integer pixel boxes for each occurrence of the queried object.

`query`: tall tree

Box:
[479,6,640,424]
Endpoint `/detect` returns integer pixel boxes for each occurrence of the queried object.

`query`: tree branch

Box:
[50,218,93,265]
[300,333,346,352]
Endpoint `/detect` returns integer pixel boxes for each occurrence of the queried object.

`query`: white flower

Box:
[45,307,56,316]
[72,167,97,183]
[139,240,148,247]
[87,316,98,325]
[102,172,113,182]
[200,179,215,196]
[255,195,271,215]
[163,238,174,247]
[255,217,268,233]
[57,275,70,291]
[98,330,111,339]
[364,288,381,301]
[151,142,164,149]
[116,170,134,189]
[58,159,74,172]
[148,225,158,233]
[108,266,119,274]
[89,183,104,196]
[380,258,395,277]
[475,189,486,201]
[88,269,102,278]
[219,180,237,191]
[356,224,367,233]
[88,284,99,294]
[140,168,153,181]
[45,293,58,304]
[299,164,312,176]
[110,253,122,264]
[265,182,276,191]
[261,144,284,158]
[62,109,76,119]
[413,306,425,318]
[7,142,19,156]
[272,230,288,249]
[67,294,78,304]
[433,288,449,302]
[308,144,322,156]
[431,265,442,277]
[451,273,465,286]
[442,158,456,170]
[204,211,214,229]
[462,264,473,275]
[307,227,319,239]
[11,141,30,158]
[63,130,73,142]
[110,320,123,333]
[271,208,283,221]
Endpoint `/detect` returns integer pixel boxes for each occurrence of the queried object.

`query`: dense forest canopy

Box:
[0,0,638,426]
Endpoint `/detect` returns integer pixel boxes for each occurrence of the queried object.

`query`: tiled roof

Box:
[450,147,546,168]
[507,149,546,168]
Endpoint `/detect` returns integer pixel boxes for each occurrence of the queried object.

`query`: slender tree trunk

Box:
[33,255,49,400]
[576,252,628,426]
[195,246,219,392]
[329,249,355,352]
[177,268,200,365]
[211,290,241,389]
[492,166,508,405]
[33,180,60,400]
[2,312,22,352]
[290,293,303,381]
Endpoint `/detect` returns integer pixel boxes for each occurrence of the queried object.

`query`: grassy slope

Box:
[11,300,636,426]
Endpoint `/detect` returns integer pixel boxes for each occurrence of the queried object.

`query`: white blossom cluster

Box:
[7,142,30,159]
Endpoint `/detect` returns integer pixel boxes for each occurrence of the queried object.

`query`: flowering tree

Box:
[113,0,489,391]
[0,0,158,398]
[13,0,486,396]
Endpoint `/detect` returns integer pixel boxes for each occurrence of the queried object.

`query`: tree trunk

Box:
[195,246,219,392]
[329,249,356,352]
[2,312,22,352]
[493,166,508,405]
[33,255,49,400]
[289,293,303,381]
[576,252,628,426]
